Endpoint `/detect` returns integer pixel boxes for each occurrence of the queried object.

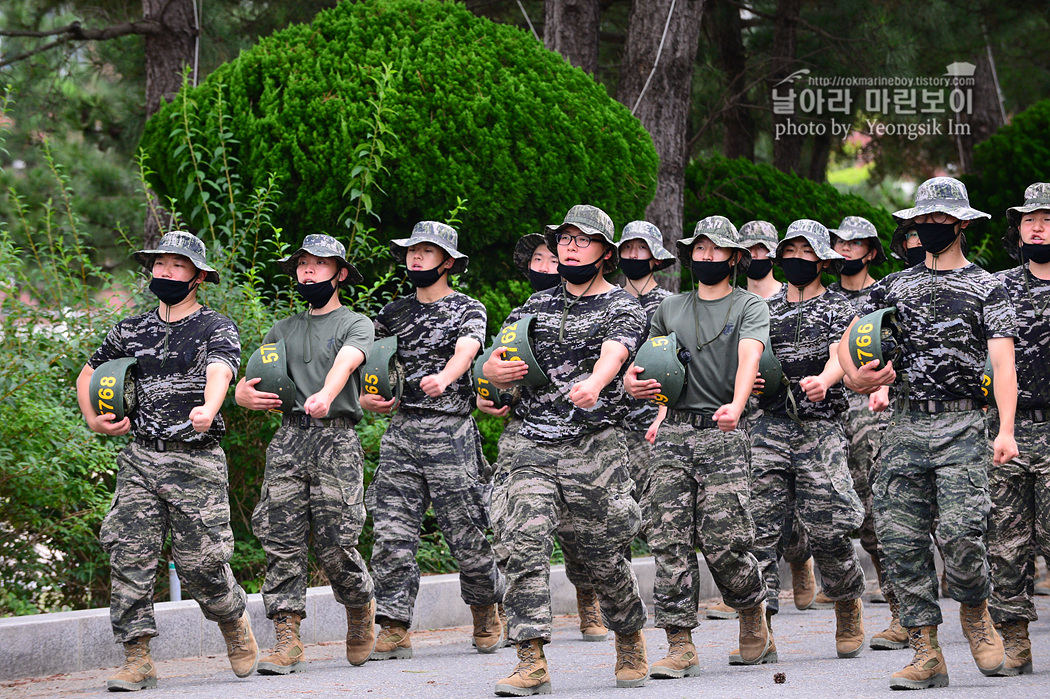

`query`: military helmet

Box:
[847,307,904,370]
[980,355,995,408]
[472,347,519,410]
[88,357,138,421]
[754,344,788,405]
[497,315,549,387]
[360,336,405,402]
[244,339,296,414]
[634,332,689,407]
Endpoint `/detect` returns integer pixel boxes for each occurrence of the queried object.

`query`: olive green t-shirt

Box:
[649,287,770,415]
[263,306,374,422]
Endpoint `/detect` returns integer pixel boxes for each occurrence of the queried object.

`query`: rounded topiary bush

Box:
[139,0,658,284]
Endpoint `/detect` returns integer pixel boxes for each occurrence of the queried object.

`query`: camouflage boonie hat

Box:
[617,221,675,271]
[829,216,886,263]
[390,221,468,275]
[513,233,548,275]
[738,221,779,255]
[890,221,919,262]
[544,204,619,272]
[278,234,363,286]
[676,216,751,270]
[1004,183,1050,256]
[776,219,845,265]
[134,231,219,283]
[892,177,990,223]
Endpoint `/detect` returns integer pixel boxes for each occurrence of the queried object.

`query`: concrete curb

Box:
[0,547,876,681]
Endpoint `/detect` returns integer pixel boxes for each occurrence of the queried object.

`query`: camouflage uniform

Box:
[368,290,503,626]
[92,306,246,642]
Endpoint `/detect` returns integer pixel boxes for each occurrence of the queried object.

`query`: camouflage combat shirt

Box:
[765,287,852,420]
[994,265,1050,409]
[624,286,673,431]
[828,281,874,316]
[860,264,1017,403]
[505,285,645,442]
[88,306,241,445]
[375,291,486,415]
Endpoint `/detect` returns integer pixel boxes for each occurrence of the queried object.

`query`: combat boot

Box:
[471,603,505,654]
[810,590,835,610]
[494,638,551,696]
[218,610,259,678]
[370,619,412,660]
[576,588,608,641]
[107,637,158,691]
[257,613,305,675]
[614,629,648,688]
[737,601,773,664]
[889,626,949,690]
[792,557,817,610]
[649,627,700,679]
[959,600,1005,676]
[996,619,1033,676]
[870,594,909,650]
[729,607,777,665]
[835,598,865,658]
[345,599,376,666]
[705,600,738,620]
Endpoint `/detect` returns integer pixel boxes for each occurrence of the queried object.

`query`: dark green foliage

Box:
[138,0,658,287]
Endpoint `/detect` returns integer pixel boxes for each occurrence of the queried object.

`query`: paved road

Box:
[3,595,1047,699]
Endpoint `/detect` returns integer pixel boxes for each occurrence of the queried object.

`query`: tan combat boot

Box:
[889,626,949,690]
[705,600,739,620]
[218,610,259,678]
[649,627,700,679]
[835,598,865,658]
[257,613,305,675]
[614,629,649,688]
[737,601,773,664]
[728,608,777,665]
[959,600,1006,676]
[792,557,817,610]
[494,638,551,696]
[107,636,158,691]
[370,619,412,660]
[576,588,608,641]
[870,594,909,650]
[471,603,505,654]
[345,599,376,666]
[997,619,1034,676]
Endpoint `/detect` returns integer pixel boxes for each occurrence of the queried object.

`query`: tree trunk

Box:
[769,0,802,175]
[954,48,1005,175]
[543,0,601,76]
[711,0,754,161]
[807,131,832,183]
[142,0,198,245]
[616,0,706,291]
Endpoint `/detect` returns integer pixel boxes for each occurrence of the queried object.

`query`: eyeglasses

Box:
[556,233,596,248]
[915,212,954,224]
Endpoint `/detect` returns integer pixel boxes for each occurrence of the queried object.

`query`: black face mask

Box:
[150,277,197,306]
[1021,242,1050,265]
[558,261,601,285]
[915,222,959,255]
[296,273,339,308]
[839,259,867,277]
[905,246,927,266]
[406,264,448,289]
[691,260,733,286]
[780,257,822,288]
[619,258,653,280]
[745,258,773,280]
[528,269,561,292]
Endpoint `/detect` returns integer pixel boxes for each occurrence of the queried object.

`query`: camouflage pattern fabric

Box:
[133,231,219,283]
[648,419,765,629]
[503,427,645,642]
[366,411,503,625]
[252,424,373,618]
[892,176,990,224]
[99,441,247,642]
[993,266,1050,409]
[88,307,241,446]
[738,221,779,255]
[860,265,1017,403]
[374,292,486,415]
[775,220,845,263]
[617,220,675,270]
[623,285,673,437]
[389,221,469,274]
[624,430,654,503]
[872,410,992,627]
[841,390,884,560]
[749,414,865,614]
[986,410,1050,623]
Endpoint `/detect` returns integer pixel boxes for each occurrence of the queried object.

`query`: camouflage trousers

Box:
[624,428,654,502]
[986,410,1050,623]
[504,426,646,642]
[843,390,886,562]
[100,441,247,643]
[648,417,765,629]
[873,410,991,628]
[490,418,594,591]
[252,422,373,618]
[367,411,503,626]
[749,415,865,614]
